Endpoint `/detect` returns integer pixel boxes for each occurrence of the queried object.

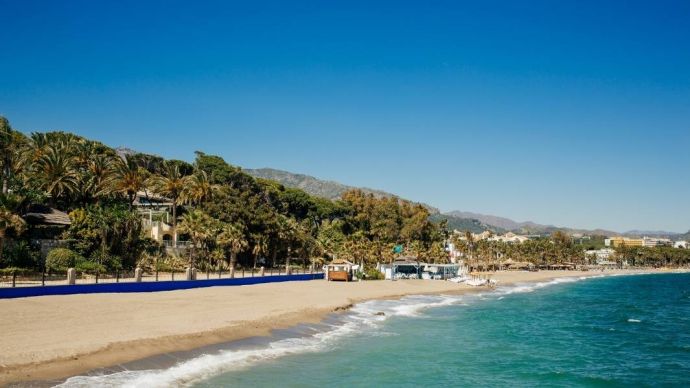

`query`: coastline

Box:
[0,268,681,385]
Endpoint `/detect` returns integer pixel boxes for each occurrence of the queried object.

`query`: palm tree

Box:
[73,152,114,206]
[34,145,78,206]
[177,210,214,268]
[464,230,476,269]
[112,155,147,210]
[88,154,116,201]
[0,117,26,195]
[0,194,26,263]
[276,215,299,273]
[217,222,247,277]
[150,163,189,246]
[21,132,50,168]
[251,234,268,269]
[182,171,215,205]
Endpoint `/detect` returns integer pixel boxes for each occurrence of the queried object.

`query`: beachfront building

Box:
[605,236,673,248]
[584,248,615,261]
[445,242,463,263]
[420,263,462,280]
[380,257,422,280]
[134,191,190,250]
[642,237,672,247]
[605,237,644,247]
[584,248,620,268]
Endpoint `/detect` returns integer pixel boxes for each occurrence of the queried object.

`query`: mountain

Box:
[446,211,525,231]
[245,168,440,213]
[445,210,617,236]
[115,147,137,159]
[622,230,682,238]
[429,213,498,234]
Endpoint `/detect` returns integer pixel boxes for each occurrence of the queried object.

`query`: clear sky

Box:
[1,0,689,233]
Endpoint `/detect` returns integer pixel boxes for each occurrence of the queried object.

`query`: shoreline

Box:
[0,268,683,385]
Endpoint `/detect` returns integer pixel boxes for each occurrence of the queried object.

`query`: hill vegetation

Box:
[0,116,450,273]
[429,213,496,234]
[245,168,440,213]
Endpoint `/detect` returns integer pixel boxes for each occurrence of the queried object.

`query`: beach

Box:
[0,269,672,384]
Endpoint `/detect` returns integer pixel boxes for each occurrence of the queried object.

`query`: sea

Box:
[55,272,690,387]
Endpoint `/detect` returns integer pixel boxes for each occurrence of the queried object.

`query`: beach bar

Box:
[380,257,422,280]
[420,264,462,280]
[325,259,356,281]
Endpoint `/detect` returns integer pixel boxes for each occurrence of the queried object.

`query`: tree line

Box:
[450,230,690,269]
[0,116,447,274]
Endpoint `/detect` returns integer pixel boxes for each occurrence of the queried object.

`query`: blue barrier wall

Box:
[0,273,324,299]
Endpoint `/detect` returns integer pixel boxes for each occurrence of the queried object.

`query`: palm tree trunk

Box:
[286,246,291,274]
[189,245,194,269]
[172,200,177,248]
[2,161,10,194]
[229,251,237,278]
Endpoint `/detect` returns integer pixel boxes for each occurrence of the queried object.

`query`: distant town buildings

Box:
[605,236,672,248]
[453,231,531,244]
[488,232,530,244]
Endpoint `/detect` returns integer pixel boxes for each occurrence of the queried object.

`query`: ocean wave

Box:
[55,294,466,387]
[498,276,581,295]
[57,316,364,387]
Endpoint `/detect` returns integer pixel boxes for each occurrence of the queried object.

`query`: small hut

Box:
[502,259,534,271]
[23,204,72,258]
[326,259,355,281]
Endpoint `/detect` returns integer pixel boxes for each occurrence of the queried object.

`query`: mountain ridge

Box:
[244,167,440,213]
[446,210,682,238]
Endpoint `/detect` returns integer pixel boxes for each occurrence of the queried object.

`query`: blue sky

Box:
[1,0,689,233]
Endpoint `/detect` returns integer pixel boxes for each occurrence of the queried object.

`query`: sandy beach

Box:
[0,269,672,384]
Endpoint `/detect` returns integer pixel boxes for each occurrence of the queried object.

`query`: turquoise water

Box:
[59,273,690,387]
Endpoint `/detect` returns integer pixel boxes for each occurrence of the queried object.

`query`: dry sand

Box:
[0,269,671,384]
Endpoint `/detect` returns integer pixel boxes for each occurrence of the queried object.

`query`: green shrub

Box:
[74,259,106,274]
[45,248,81,272]
[1,240,41,269]
[363,267,384,280]
[0,267,33,275]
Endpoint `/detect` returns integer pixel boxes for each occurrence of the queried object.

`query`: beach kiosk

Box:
[326,259,355,281]
[380,257,422,280]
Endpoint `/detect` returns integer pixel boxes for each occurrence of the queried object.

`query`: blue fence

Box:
[0,273,324,299]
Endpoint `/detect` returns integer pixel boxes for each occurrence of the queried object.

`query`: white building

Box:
[585,248,615,262]
[488,232,530,244]
[642,237,673,247]
[674,241,689,249]
[454,230,530,244]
